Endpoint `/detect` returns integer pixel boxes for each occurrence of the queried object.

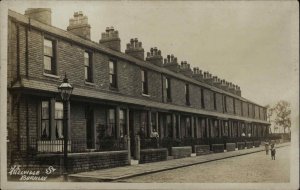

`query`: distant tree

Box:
[265,104,274,123]
[272,101,291,133]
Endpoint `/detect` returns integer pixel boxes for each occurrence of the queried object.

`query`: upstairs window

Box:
[109,60,117,88]
[185,84,190,105]
[201,88,205,108]
[233,99,236,114]
[224,96,227,112]
[247,104,250,116]
[166,77,171,101]
[141,69,148,94]
[213,93,217,110]
[241,101,243,116]
[84,52,93,82]
[43,38,56,74]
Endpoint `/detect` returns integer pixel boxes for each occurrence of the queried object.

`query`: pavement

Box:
[68,142,290,182]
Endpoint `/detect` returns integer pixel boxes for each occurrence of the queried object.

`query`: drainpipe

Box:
[25,25,29,78]
[16,24,20,80]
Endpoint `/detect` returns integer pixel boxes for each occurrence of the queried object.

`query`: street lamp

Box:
[58,73,73,181]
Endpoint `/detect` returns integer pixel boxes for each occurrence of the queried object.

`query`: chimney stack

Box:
[192,67,204,81]
[203,72,213,85]
[179,61,193,77]
[125,38,144,60]
[236,85,242,96]
[220,79,229,91]
[99,26,121,51]
[228,82,236,94]
[212,76,222,88]
[146,47,163,66]
[163,54,180,72]
[25,8,52,25]
[67,11,91,40]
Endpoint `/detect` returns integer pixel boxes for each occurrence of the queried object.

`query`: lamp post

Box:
[58,73,73,181]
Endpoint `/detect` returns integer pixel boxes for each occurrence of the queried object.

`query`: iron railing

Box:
[17,137,127,154]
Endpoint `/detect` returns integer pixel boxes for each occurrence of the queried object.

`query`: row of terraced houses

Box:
[7,8,270,173]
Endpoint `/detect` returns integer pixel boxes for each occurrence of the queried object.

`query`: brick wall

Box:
[203,89,213,110]
[237,142,245,150]
[254,105,259,119]
[234,99,242,115]
[194,145,210,155]
[226,143,236,151]
[242,101,248,117]
[70,102,86,139]
[170,78,186,106]
[245,141,253,149]
[189,84,202,109]
[171,146,192,159]
[225,96,234,114]
[140,148,168,164]
[211,144,224,153]
[248,104,254,118]
[215,93,223,113]
[37,150,129,173]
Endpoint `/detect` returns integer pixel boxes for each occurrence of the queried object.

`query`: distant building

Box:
[7,9,270,173]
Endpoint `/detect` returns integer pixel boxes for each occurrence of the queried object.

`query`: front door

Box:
[86,106,94,149]
[129,110,135,158]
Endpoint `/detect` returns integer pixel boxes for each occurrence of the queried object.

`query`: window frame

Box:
[213,92,217,110]
[109,60,117,88]
[224,95,227,112]
[166,77,172,102]
[185,84,190,105]
[107,108,116,138]
[201,88,205,109]
[84,51,93,83]
[43,37,57,75]
[141,69,148,95]
[41,100,51,140]
[54,102,64,139]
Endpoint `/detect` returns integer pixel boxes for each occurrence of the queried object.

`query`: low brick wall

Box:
[253,141,261,147]
[237,142,246,150]
[37,150,129,173]
[211,144,224,153]
[226,143,236,152]
[194,145,211,156]
[140,148,168,164]
[245,141,253,149]
[171,146,192,159]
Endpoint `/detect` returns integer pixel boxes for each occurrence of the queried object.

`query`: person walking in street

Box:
[265,141,269,155]
[271,144,276,160]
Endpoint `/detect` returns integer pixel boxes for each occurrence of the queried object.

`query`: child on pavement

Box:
[271,144,276,160]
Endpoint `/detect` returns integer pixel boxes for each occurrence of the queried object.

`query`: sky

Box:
[5,1,299,126]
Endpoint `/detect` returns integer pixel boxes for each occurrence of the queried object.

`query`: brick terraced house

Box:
[7,9,270,173]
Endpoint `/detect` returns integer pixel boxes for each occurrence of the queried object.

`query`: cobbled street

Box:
[118,146,290,183]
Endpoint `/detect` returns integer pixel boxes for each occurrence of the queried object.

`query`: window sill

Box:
[85,81,96,86]
[142,93,150,97]
[43,72,60,79]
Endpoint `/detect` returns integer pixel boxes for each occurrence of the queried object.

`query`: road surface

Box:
[118,146,290,183]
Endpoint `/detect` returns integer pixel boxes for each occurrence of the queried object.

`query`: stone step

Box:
[167,156,174,160]
[130,159,139,165]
